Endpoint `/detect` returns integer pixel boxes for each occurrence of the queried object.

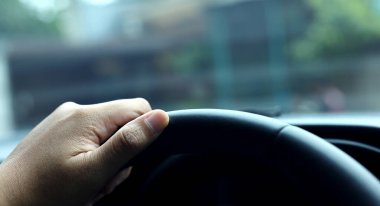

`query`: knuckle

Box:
[70,107,89,120]
[57,102,91,120]
[62,101,79,108]
[134,97,152,111]
[57,101,79,111]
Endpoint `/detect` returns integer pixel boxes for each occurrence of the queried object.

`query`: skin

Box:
[0,98,169,206]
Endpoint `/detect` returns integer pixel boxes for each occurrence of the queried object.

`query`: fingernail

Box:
[144,110,168,135]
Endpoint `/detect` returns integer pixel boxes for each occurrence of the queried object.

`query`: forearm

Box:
[0,164,10,206]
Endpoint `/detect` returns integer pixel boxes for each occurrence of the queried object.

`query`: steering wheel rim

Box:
[123,109,380,205]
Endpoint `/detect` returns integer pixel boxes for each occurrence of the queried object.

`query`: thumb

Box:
[95,109,169,174]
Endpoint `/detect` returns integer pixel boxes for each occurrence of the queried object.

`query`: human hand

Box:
[0,98,169,206]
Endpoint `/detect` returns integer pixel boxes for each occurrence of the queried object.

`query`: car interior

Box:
[1,0,380,205]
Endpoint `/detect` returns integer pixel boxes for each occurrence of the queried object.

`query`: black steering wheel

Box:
[97,109,380,206]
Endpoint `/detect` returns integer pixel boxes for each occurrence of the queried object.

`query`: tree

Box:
[0,0,60,37]
[291,0,380,60]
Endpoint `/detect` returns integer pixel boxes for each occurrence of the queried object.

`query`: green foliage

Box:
[0,0,60,37]
[292,0,380,60]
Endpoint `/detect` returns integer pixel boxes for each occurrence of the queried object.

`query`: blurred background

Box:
[1,0,380,139]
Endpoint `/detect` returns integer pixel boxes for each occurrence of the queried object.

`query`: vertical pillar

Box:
[265,0,290,112]
[208,7,233,108]
[0,42,14,137]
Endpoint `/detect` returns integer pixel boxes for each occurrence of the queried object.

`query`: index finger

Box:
[87,98,152,141]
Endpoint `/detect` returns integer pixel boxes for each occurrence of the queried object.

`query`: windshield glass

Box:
[0,0,379,133]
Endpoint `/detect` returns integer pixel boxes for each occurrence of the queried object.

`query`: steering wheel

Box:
[97,109,380,206]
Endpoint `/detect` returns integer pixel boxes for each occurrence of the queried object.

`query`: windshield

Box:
[0,0,379,133]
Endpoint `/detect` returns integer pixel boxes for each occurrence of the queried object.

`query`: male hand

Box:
[0,98,169,205]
